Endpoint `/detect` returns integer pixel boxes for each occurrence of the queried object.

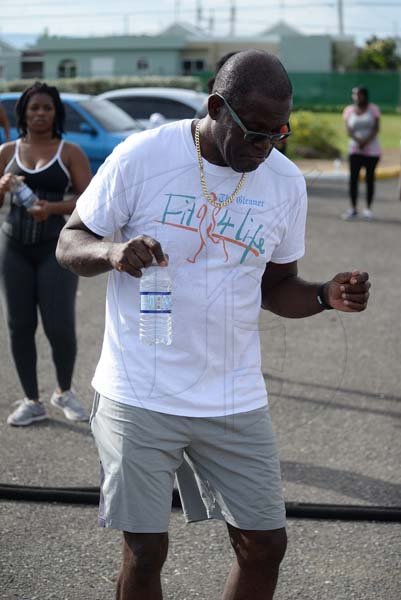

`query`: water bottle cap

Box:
[151,253,169,267]
[10,176,21,191]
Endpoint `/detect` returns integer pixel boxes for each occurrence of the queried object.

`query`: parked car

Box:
[97,87,208,129]
[0,92,142,173]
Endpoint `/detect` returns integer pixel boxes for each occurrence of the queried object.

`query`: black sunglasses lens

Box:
[244,132,269,144]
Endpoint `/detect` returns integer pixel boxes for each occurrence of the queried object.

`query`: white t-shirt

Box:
[343,103,381,157]
[76,120,307,417]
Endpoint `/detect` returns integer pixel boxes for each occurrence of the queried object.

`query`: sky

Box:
[1,0,401,46]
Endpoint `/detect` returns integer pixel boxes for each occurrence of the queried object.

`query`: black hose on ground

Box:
[1,483,401,522]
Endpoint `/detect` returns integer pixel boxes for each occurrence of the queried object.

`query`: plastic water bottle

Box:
[139,265,172,345]
[11,178,38,209]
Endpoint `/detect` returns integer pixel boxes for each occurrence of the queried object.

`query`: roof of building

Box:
[31,34,185,52]
[0,38,21,56]
[260,20,303,37]
[0,34,38,50]
[161,22,210,40]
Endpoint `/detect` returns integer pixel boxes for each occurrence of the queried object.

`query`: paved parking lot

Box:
[1,177,400,599]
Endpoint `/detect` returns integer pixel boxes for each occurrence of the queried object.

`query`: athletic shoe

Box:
[362,208,373,220]
[341,208,358,221]
[50,389,89,422]
[7,398,48,426]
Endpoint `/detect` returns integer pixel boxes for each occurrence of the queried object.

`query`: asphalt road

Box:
[1,177,400,599]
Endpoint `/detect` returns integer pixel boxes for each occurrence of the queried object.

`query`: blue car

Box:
[0,92,143,173]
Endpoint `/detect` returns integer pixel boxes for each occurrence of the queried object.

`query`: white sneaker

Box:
[50,389,89,422]
[362,208,373,220]
[341,208,358,221]
[7,398,47,426]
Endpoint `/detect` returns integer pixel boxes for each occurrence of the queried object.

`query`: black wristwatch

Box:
[317,283,334,310]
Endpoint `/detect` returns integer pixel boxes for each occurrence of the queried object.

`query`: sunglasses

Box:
[214,92,291,144]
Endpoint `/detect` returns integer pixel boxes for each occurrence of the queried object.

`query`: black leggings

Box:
[349,154,380,209]
[0,231,78,399]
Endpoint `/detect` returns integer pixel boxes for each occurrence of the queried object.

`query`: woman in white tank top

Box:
[0,82,92,426]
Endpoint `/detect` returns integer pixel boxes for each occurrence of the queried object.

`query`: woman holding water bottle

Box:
[0,81,92,426]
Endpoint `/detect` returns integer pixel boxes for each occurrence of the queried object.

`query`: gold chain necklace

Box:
[194,122,247,209]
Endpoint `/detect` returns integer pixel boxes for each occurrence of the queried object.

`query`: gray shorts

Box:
[90,393,286,533]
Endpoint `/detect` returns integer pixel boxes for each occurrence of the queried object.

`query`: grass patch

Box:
[303,112,401,155]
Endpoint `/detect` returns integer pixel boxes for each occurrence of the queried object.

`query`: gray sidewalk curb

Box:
[302,166,400,183]
[303,170,347,183]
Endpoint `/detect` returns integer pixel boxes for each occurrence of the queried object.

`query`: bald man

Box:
[57,50,370,599]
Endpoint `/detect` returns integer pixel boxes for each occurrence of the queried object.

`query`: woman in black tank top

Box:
[0,82,92,426]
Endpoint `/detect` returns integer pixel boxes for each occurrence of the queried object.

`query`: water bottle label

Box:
[140,292,171,313]
[15,186,37,208]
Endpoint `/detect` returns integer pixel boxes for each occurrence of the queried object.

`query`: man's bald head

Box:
[212,49,292,108]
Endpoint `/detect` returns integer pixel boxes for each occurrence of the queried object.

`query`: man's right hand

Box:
[108,235,168,277]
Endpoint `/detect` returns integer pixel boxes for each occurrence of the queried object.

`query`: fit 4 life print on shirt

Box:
[158,192,266,265]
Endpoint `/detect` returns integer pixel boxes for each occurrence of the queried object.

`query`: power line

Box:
[3,0,401,17]
[2,4,336,18]
[350,1,401,5]
[3,1,336,8]
[1,0,399,40]
[2,1,400,20]
[4,0,401,8]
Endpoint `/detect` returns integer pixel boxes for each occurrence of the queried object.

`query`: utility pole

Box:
[279,0,285,23]
[229,1,236,37]
[196,0,203,27]
[209,10,215,34]
[123,14,129,35]
[337,0,344,36]
[174,0,181,23]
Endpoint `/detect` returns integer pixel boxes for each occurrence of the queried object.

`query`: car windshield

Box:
[78,98,140,132]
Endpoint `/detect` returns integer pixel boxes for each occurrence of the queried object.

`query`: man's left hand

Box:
[326,271,370,312]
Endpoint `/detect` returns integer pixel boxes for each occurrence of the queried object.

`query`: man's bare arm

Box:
[261,261,325,318]
[261,261,370,317]
[56,209,167,277]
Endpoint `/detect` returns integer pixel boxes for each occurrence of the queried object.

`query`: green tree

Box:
[355,36,401,71]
